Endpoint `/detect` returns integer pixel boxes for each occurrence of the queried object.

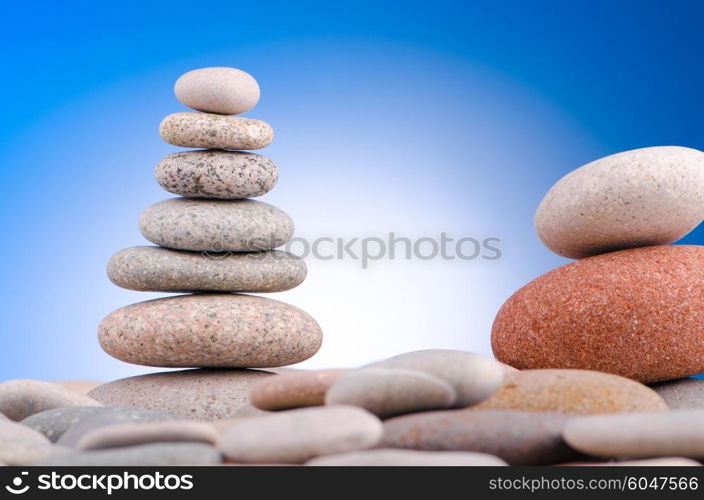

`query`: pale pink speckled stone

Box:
[98,294,322,368]
[250,369,348,411]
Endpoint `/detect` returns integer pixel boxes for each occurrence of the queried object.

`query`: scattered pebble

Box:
[326,368,456,418]
[155,150,278,199]
[565,457,702,466]
[381,409,578,465]
[175,67,260,115]
[534,146,704,259]
[159,112,273,150]
[88,369,274,420]
[473,369,667,414]
[492,246,704,383]
[307,449,507,466]
[78,420,216,450]
[218,405,383,463]
[250,369,347,411]
[650,378,704,409]
[40,442,221,466]
[364,349,504,407]
[58,408,179,448]
[563,410,704,459]
[22,406,117,442]
[0,379,102,421]
[0,421,55,465]
[98,294,322,368]
[139,198,294,252]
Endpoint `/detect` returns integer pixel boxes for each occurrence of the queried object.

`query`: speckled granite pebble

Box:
[250,369,347,411]
[58,408,179,448]
[22,406,117,442]
[98,294,322,368]
[492,246,704,383]
[175,67,260,115]
[108,246,305,293]
[88,369,274,421]
[0,379,102,421]
[160,112,273,150]
[564,411,704,459]
[382,410,577,465]
[535,146,704,259]
[307,449,508,466]
[650,378,704,409]
[155,150,278,199]
[40,442,221,466]
[78,421,217,450]
[473,369,666,414]
[0,421,55,465]
[326,368,456,418]
[364,350,503,407]
[139,198,294,252]
[218,406,383,463]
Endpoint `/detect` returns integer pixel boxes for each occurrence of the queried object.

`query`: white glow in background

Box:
[0,41,598,380]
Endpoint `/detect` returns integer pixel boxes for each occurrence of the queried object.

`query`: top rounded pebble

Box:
[175,67,260,115]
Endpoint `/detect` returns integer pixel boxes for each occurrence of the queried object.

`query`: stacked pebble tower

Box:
[98,67,323,374]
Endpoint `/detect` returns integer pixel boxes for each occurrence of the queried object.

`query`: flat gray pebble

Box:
[218,405,383,463]
[326,368,456,418]
[108,246,306,293]
[650,378,704,409]
[0,379,102,421]
[22,406,116,442]
[57,408,179,448]
[40,442,222,466]
[365,350,504,408]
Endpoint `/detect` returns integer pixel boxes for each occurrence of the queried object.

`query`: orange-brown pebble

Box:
[492,245,704,383]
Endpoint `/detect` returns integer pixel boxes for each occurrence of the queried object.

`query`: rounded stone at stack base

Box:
[159,112,273,150]
[472,369,667,414]
[139,198,294,252]
[108,247,306,293]
[534,146,704,259]
[88,369,274,421]
[155,150,278,199]
[381,410,577,465]
[563,410,704,459]
[492,245,704,383]
[250,369,348,411]
[98,294,322,368]
[175,67,261,115]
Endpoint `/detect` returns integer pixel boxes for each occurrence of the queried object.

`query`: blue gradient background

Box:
[1,1,703,381]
